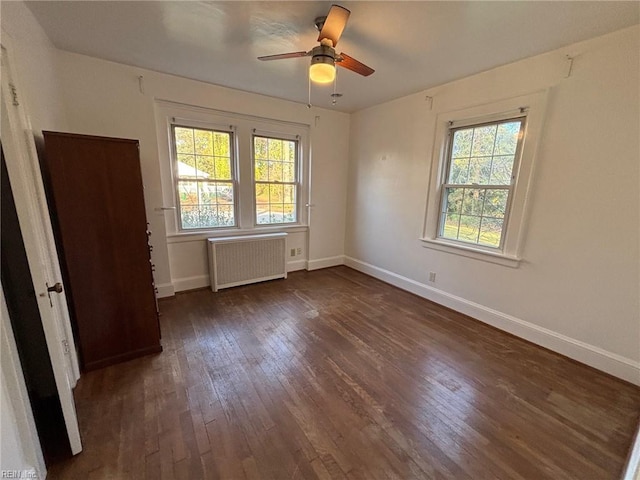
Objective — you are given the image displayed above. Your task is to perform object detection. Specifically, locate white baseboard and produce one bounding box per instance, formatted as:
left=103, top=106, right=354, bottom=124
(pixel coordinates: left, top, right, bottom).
left=287, top=259, right=307, bottom=272
left=307, top=255, right=345, bottom=271
left=172, top=274, right=210, bottom=293
left=344, top=256, right=640, bottom=385
left=155, top=282, right=175, bottom=298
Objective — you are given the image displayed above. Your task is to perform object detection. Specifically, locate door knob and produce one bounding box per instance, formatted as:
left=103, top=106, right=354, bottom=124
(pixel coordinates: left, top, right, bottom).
left=47, top=282, right=63, bottom=294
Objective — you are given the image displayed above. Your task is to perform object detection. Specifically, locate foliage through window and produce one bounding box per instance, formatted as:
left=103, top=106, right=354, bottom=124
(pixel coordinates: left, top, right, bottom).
left=439, top=118, right=525, bottom=248
left=254, top=135, right=298, bottom=225
left=172, top=126, right=235, bottom=229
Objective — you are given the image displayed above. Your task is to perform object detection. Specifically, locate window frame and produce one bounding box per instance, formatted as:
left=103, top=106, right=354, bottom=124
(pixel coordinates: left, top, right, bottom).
left=251, top=133, right=302, bottom=227
left=170, top=122, right=239, bottom=232
left=154, top=100, right=310, bottom=240
left=421, top=91, right=549, bottom=267
left=437, top=116, right=527, bottom=251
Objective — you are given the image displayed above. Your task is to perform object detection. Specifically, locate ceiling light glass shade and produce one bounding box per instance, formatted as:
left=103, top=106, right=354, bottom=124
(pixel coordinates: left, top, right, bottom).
left=309, top=60, right=336, bottom=83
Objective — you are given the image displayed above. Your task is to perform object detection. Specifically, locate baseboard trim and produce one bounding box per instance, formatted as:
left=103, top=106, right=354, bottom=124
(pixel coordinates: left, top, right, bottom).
left=173, top=274, right=210, bottom=293
left=156, top=282, right=175, bottom=298
left=344, top=256, right=640, bottom=385
left=287, top=259, right=307, bottom=272
left=307, top=255, right=345, bottom=271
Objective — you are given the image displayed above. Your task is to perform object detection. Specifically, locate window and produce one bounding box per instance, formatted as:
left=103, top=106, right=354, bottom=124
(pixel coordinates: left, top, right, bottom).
left=422, top=91, right=548, bottom=266
left=253, top=135, right=298, bottom=225
left=157, top=101, right=310, bottom=236
left=439, top=118, right=525, bottom=248
left=172, top=125, right=236, bottom=229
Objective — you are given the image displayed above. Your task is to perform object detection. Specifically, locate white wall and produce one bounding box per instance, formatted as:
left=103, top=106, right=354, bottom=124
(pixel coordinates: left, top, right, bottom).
left=1, top=1, right=69, bottom=136
left=54, top=50, right=350, bottom=295
left=346, top=27, right=640, bottom=383
left=346, top=26, right=640, bottom=384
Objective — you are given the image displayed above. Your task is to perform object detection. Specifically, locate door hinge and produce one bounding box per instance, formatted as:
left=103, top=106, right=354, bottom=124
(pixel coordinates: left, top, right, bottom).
left=8, top=82, right=19, bottom=106
left=62, top=339, right=70, bottom=354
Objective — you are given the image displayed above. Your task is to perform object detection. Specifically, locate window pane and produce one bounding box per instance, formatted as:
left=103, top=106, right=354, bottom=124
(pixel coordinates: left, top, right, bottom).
left=217, top=205, right=235, bottom=227
left=180, top=205, right=200, bottom=229
left=461, top=189, right=485, bottom=216
left=194, top=129, right=213, bottom=155
left=452, top=129, right=473, bottom=158
left=269, top=183, right=284, bottom=202
left=494, top=121, right=521, bottom=155
left=214, top=157, right=232, bottom=180
left=468, top=157, right=492, bottom=185
left=178, top=181, right=198, bottom=205
left=176, top=154, right=197, bottom=178
left=471, top=125, right=497, bottom=157
left=282, top=163, right=295, bottom=182
left=283, top=184, right=296, bottom=204
left=197, top=156, right=214, bottom=178
left=489, top=155, right=515, bottom=185
left=443, top=188, right=463, bottom=214
left=255, top=160, right=268, bottom=181
left=268, top=138, right=283, bottom=160
left=255, top=183, right=269, bottom=203
left=449, top=158, right=469, bottom=184
left=458, top=215, right=481, bottom=242
left=174, top=127, right=194, bottom=154
left=268, top=161, right=283, bottom=182
left=254, top=137, right=268, bottom=160
left=478, top=217, right=503, bottom=247
left=482, top=189, right=508, bottom=218
left=213, top=132, right=231, bottom=157
left=442, top=213, right=460, bottom=240
left=198, top=206, right=217, bottom=227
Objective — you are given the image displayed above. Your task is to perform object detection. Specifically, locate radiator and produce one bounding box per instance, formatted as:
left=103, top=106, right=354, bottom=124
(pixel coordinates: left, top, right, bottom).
left=207, top=233, right=287, bottom=292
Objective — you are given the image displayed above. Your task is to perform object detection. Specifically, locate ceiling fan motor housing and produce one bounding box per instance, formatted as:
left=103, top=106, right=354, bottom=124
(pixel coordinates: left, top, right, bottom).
left=310, top=45, right=336, bottom=67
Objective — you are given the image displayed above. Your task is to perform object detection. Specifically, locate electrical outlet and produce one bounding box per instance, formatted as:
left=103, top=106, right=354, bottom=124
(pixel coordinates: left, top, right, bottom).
left=290, top=248, right=296, bottom=257
left=296, top=247, right=302, bottom=255
left=429, top=272, right=436, bottom=282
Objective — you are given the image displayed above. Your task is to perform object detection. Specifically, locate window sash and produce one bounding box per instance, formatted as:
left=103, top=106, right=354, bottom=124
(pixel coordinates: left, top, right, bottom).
left=437, top=117, right=525, bottom=249
left=253, top=135, right=300, bottom=226
left=171, top=124, right=238, bottom=230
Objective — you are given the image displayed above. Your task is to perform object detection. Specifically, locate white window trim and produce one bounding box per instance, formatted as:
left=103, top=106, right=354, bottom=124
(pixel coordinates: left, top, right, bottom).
left=154, top=100, right=310, bottom=236
left=421, top=90, right=549, bottom=267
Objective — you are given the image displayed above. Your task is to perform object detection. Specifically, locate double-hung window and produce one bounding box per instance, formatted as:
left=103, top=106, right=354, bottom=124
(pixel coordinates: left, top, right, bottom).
left=172, top=125, right=236, bottom=229
left=253, top=135, right=299, bottom=225
left=422, top=91, right=548, bottom=266
left=439, top=118, right=525, bottom=248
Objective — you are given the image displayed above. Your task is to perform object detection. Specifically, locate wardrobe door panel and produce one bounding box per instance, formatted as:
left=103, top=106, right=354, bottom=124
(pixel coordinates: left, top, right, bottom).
left=42, top=132, right=161, bottom=371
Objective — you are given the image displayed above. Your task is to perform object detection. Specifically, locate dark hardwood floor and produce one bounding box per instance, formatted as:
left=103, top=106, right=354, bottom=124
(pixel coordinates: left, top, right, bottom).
left=49, top=266, right=640, bottom=479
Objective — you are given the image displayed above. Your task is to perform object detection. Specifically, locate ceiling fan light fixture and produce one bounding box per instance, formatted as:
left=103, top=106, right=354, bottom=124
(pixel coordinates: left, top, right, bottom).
left=309, top=60, right=335, bottom=83
left=309, top=45, right=336, bottom=83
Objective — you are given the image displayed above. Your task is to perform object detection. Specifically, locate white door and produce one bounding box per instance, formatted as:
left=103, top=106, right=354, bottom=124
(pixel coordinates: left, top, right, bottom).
left=1, top=41, right=82, bottom=454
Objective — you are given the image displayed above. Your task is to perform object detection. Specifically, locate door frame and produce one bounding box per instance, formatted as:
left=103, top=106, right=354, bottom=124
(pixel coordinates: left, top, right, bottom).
left=1, top=33, right=82, bottom=454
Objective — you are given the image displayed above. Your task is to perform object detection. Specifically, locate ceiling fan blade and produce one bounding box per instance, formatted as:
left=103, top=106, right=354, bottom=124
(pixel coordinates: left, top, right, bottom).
left=258, top=51, right=309, bottom=61
left=337, top=53, right=375, bottom=76
left=318, top=5, right=350, bottom=47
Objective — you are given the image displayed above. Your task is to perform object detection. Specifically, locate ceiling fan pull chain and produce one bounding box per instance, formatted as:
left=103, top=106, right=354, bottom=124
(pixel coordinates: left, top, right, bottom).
left=307, top=74, right=312, bottom=109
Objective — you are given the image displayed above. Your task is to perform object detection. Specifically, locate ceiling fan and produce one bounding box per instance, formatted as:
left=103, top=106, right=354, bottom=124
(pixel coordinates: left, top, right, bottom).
left=258, top=4, right=374, bottom=84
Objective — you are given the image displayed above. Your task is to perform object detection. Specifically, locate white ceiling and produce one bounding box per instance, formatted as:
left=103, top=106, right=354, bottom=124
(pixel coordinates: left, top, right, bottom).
left=26, top=1, right=639, bottom=113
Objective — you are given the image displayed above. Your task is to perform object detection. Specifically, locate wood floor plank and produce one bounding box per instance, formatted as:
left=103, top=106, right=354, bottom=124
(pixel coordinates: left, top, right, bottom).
left=49, top=266, right=640, bottom=479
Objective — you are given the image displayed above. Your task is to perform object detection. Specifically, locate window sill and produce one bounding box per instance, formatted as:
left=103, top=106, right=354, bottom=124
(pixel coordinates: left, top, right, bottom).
left=167, top=225, right=309, bottom=244
left=419, top=237, right=521, bottom=268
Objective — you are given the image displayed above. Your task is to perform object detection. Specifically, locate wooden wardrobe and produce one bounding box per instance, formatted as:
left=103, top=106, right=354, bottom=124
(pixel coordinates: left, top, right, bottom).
left=41, top=132, right=161, bottom=371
